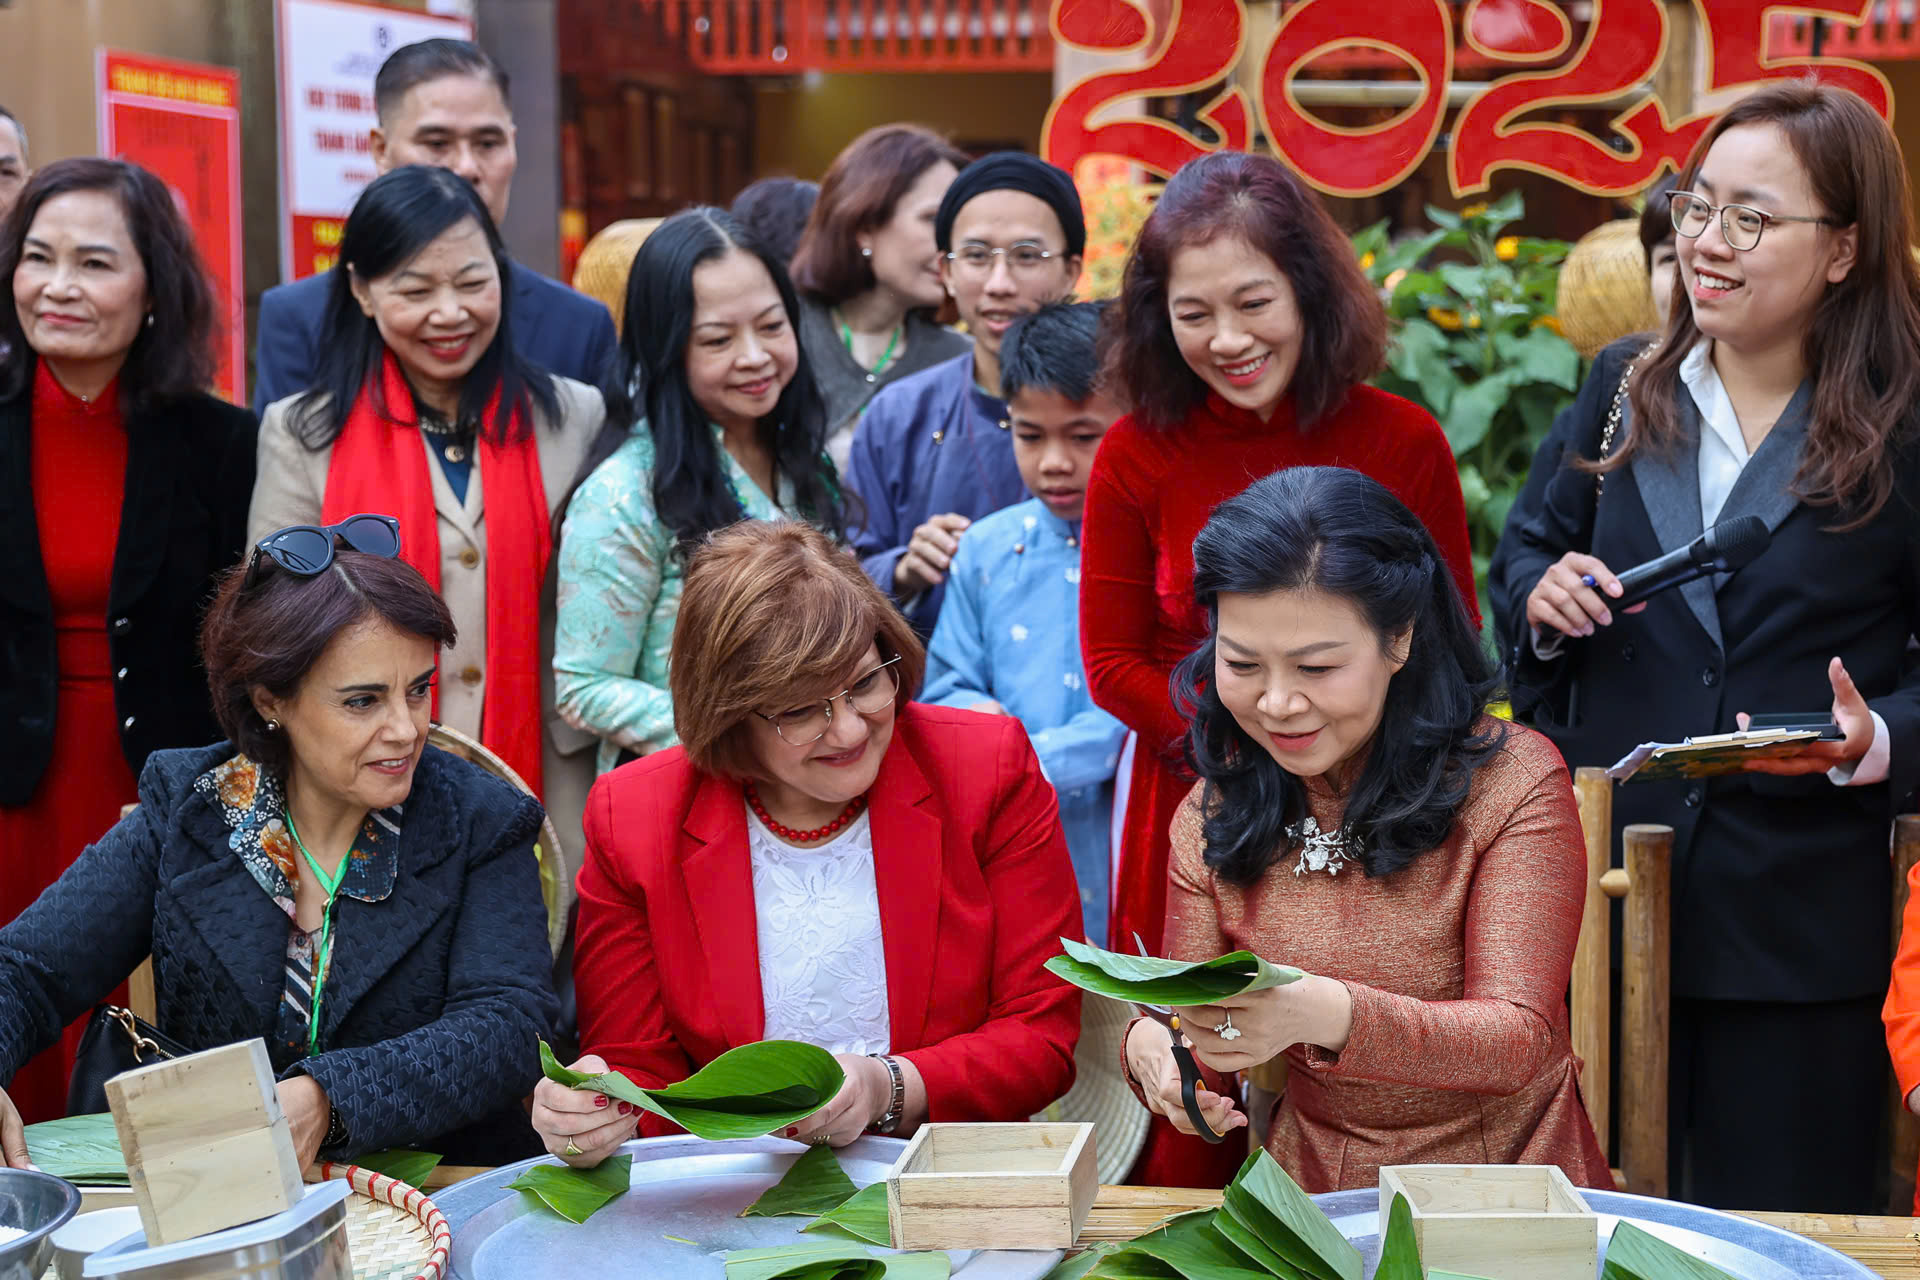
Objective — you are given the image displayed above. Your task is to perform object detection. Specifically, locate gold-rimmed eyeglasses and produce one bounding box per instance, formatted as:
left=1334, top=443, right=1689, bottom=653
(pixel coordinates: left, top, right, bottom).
left=756, top=655, right=904, bottom=745
left=945, top=244, right=1062, bottom=276
left=1668, top=191, right=1839, bottom=252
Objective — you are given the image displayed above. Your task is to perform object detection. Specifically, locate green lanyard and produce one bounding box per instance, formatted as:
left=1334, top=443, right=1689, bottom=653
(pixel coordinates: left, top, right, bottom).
left=833, top=309, right=902, bottom=377
left=285, top=812, right=347, bottom=1056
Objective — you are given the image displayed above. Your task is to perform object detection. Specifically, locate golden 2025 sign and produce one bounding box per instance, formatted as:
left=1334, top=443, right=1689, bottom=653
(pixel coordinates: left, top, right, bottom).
left=1042, top=0, right=1892, bottom=196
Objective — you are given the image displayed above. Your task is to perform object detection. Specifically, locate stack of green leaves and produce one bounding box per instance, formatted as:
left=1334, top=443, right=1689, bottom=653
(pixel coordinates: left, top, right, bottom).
left=1038, top=1151, right=1361, bottom=1280
left=23, top=1113, right=126, bottom=1185
left=1044, top=939, right=1303, bottom=1006
left=737, top=1144, right=891, bottom=1246
left=538, top=1039, right=844, bottom=1139
left=1601, top=1221, right=1739, bottom=1280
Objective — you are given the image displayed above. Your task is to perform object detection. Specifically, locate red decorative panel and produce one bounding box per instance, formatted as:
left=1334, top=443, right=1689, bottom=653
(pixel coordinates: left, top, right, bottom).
left=629, top=0, right=1054, bottom=72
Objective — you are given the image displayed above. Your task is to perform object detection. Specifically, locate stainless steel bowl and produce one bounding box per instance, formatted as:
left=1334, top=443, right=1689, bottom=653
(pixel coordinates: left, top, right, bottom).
left=0, top=1168, right=83, bottom=1280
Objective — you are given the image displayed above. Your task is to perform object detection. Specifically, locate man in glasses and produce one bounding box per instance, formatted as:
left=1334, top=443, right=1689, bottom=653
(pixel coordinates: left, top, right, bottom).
left=846, top=151, right=1085, bottom=636
left=251, top=39, right=615, bottom=417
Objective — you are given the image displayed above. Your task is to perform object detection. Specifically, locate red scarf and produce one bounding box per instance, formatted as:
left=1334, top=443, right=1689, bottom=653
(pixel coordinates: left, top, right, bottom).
left=322, top=351, right=550, bottom=794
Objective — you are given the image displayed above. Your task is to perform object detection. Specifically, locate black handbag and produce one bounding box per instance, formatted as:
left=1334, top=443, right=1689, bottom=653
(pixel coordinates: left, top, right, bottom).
left=65, top=1004, right=190, bottom=1116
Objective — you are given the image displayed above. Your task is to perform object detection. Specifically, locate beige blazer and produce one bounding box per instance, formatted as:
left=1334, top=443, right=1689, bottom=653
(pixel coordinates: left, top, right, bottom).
left=249, top=375, right=605, bottom=890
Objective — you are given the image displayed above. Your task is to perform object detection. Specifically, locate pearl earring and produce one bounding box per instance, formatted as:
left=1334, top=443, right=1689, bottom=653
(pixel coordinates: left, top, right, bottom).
left=861, top=246, right=873, bottom=258
left=265, top=718, right=281, bottom=732
left=144, top=313, right=155, bottom=328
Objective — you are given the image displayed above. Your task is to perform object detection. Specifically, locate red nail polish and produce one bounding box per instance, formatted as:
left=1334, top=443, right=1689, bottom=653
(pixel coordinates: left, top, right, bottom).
left=594, top=1094, right=609, bottom=1109
left=617, top=1102, right=633, bottom=1116
left=784, top=1127, right=798, bottom=1138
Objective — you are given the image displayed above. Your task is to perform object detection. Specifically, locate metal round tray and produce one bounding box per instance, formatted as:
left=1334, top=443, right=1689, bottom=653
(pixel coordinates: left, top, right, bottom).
left=1311, top=1187, right=1881, bottom=1279
left=433, top=1135, right=1062, bottom=1280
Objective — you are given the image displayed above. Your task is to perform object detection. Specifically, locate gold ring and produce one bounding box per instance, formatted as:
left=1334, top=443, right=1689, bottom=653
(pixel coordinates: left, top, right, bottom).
left=563, top=1141, right=583, bottom=1157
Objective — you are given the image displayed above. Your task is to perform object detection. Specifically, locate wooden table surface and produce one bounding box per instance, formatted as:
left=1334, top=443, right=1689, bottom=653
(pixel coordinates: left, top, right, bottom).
left=416, top=1169, right=1920, bottom=1278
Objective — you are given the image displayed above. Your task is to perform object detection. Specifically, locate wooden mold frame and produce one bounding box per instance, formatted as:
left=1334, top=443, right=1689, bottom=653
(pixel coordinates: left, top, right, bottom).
left=1378, top=1164, right=1598, bottom=1280
left=886, top=1122, right=1097, bottom=1251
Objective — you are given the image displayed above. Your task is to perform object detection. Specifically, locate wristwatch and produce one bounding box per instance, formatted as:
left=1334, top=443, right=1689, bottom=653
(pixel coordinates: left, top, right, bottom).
left=868, top=1053, right=905, bottom=1135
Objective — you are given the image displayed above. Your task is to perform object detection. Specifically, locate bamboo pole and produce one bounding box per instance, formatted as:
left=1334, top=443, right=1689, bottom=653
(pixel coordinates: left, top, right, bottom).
left=1570, top=767, right=1613, bottom=1159
left=1619, top=823, right=1673, bottom=1198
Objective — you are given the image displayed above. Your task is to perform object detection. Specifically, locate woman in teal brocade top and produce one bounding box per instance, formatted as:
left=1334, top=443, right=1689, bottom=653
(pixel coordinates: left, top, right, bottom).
left=555, top=207, right=848, bottom=773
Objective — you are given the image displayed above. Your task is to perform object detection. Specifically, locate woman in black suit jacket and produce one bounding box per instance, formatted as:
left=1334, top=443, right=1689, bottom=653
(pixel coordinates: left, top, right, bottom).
left=1493, top=83, right=1920, bottom=1213
left=0, top=158, right=254, bottom=1123
left=0, top=535, right=557, bottom=1169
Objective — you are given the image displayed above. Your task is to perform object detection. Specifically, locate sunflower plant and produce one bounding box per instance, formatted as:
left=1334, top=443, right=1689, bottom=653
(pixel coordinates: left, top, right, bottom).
left=1351, top=191, right=1582, bottom=626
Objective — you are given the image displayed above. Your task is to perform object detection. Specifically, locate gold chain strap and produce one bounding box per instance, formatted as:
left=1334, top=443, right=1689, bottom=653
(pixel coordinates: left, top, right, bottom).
left=1596, top=340, right=1659, bottom=497
left=106, top=1005, right=162, bottom=1059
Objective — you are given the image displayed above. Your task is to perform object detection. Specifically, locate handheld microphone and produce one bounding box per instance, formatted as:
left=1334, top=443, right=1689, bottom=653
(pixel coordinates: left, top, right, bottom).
left=1613, top=515, right=1771, bottom=610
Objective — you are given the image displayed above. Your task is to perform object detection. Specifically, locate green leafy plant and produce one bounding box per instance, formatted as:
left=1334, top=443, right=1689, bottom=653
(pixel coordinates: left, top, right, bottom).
left=1352, top=192, right=1583, bottom=625
left=507, top=1154, right=633, bottom=1224
left=1044, top=938, right=1303, bottom=1006
left=539, top=1038, right=844, bottom=1140
left=743, top=1144, right=860, bottom=1218
left=801, top=1182, right=891, bottom=1245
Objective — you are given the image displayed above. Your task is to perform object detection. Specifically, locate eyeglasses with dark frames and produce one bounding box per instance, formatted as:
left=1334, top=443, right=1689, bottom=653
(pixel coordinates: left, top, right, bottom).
left=1668, top=191, right=1839, bottom=252
left=241, top=513, right=401, bottom=592
left=756, top=655, right=904, bottom=745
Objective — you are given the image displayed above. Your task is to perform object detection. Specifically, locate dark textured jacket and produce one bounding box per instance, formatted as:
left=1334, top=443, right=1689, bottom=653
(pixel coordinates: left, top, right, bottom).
left=1491, top=339, right=1920, bottom=1002
left=0, top=743, right=559, bottom=1164
left=0, top=374, right=255, bottom=807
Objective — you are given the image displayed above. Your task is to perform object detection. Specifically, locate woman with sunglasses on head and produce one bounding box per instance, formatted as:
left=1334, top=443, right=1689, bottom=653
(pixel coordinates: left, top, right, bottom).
left=0, top=158, right=255, bottom=1124
left=553, top=206, right=849, bottom=777
left=1493, top=82, right=1920, bottom=1212
left=0, top=527, right=558, bottom=1170
left=250, top=164, right=605, bottom=870
left=532, top=520, right=1083, bottom=1165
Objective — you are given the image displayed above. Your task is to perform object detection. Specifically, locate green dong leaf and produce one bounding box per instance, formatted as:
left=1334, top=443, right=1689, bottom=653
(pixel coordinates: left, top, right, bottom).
left=1043, top=937, right=1303, bottom=1006
left=24, top=1113, right=126, bottom=1185
left=539, top=1038, right=844, bottom=1140
left=1220, top=1149, right=1362, bottom=1280
left=1374, top=1193, right=1424, bottom=1280
left=724, top=1244, right=950, bottom=1280
left=1601, top=1220, right=1740, bottom=1280
left=507, top=1155, right=633, bottom=1224
left=352, top=1148, right=444, bottom=1189
left=800, top=1181, right=892, bottom=1245
left=742, top=1143, right=859, bottom=1217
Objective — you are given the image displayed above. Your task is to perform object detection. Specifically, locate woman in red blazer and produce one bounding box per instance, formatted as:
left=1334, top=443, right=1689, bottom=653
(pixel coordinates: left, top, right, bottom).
left=532, top=521, right=1084, bottom=1164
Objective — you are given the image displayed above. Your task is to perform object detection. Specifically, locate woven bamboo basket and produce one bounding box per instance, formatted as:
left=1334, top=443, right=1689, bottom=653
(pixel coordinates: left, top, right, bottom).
left=571, top=218, right=664, bottom=338
left=320, top=1162, right=452, bottom=1280
left=1556, top=218, right=1660, bottom=359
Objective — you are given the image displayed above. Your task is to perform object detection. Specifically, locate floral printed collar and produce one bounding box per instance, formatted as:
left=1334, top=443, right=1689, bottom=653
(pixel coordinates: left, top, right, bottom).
left=193, top=755, right=400, bottom=914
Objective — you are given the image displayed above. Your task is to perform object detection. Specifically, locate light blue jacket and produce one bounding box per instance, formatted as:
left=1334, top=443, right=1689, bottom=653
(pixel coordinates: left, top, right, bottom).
left=923, top=496, right=1126, bottom=945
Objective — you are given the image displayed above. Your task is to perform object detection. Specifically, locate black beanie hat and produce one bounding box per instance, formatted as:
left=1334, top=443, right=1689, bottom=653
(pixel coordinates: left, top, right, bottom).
left=934, top=152, right=1086, bottom=257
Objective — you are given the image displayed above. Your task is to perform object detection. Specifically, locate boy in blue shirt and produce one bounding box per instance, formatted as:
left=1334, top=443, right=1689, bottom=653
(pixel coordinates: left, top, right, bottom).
left=924, top=302, right=1126, bottom=946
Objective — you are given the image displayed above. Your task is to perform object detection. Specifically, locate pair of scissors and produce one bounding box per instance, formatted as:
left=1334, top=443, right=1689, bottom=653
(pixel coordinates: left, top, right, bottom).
left=1131, top=932, right=1227, bottom=1143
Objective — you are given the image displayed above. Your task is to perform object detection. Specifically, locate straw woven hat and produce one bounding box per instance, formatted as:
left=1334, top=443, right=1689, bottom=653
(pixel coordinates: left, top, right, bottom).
left=1556, top=218, right=1659, bottom=359
left=1030, top=993, right=1152, bottom=1184
left=570, top=218, right=664, bottom=338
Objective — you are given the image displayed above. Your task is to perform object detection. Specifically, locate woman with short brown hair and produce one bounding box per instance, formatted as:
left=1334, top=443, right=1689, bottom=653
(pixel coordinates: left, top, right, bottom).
left=532, top=520, right=1083, bottom=1164
left=787, top=124, right=970, bottom=468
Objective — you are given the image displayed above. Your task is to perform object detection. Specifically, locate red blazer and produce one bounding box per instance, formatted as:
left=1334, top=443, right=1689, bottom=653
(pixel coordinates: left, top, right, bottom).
left=574, top=702, right=1085, bottom=1135
left=1885, top=858, right=1920, bottom=1213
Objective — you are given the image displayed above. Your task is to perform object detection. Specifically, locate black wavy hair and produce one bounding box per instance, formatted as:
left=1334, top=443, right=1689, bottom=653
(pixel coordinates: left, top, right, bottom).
left=1172, top=466, right=1504, bottom=885
left=604, top=205, right=847, bottom=556
left=1000, top=300, right=1108, bottom=404
left=292, top=164, right=558, bottom=448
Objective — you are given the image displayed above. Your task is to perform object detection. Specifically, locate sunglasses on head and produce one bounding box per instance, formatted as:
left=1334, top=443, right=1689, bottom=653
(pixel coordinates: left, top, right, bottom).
left=242, top=513, right=402, bottom=591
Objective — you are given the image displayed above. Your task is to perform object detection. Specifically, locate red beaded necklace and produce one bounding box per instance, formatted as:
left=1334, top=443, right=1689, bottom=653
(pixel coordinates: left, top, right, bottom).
left=744, top=782, right=868, bottom=844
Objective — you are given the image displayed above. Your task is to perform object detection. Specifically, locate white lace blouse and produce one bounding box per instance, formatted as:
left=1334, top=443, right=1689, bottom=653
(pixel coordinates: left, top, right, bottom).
left=746, top=805, right=892, bottom=1055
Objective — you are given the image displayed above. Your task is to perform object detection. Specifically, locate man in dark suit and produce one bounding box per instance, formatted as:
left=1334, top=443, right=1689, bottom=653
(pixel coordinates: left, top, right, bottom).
left=251, top=39, right=615, bottom=417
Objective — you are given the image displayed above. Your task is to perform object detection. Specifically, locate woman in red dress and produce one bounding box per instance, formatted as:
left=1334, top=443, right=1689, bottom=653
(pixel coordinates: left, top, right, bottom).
left=0, top=159, right=254, bottom=1123
left=1082, top=150, right=1474, bottom=1184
